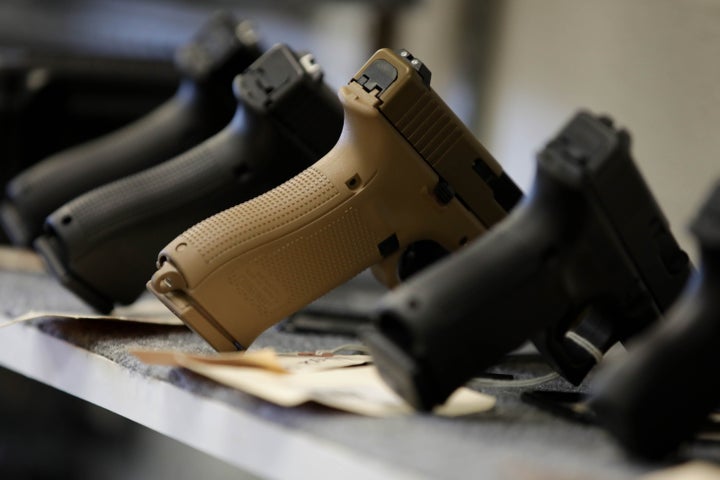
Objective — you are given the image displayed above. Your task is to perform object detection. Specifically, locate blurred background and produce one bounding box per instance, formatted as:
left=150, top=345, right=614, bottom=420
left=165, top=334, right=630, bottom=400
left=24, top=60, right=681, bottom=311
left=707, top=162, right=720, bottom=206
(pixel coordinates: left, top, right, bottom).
left=1, top=0, right=718, bottom=477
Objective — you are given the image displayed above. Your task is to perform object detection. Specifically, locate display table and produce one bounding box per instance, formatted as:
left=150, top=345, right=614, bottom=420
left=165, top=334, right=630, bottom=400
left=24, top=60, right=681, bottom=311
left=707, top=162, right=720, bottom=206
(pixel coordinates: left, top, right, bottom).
left=0, top=252, right=700, bottom=480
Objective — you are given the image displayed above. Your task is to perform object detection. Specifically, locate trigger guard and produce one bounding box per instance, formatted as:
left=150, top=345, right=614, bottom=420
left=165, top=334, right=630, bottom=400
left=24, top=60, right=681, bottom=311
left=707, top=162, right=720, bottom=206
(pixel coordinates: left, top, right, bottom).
left=397, top=240, right=449, bottom=281
left=535, top=309, right=616, bottom=384
left=562, top=311, right=616, bottom=363
left=371, top=240, right=451, bottom=288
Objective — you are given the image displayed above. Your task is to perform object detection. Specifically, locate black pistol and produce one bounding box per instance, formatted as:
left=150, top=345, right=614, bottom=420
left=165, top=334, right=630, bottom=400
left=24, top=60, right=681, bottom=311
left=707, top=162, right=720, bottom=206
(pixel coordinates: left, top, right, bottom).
left=591, top=182, right=720, bottom=459
left=363, top=111, right=691, bottom=411
left=34, top=44, right=343, bottom=313
left=0, top=48, right=177, bottom=193
left=0, top=12, right=261, bottom=246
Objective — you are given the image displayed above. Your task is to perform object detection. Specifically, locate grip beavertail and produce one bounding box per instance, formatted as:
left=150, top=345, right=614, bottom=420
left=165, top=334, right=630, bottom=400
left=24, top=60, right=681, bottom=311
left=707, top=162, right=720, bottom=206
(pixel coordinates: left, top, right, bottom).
left=34, top=45, right=343, bottom=313
left=364, top=111, right=691, bottom=410
left=0, top=13, right=261, bottom=246
left=591, top=183, right=720, bottom=459
left=148, top=48, right=520, bottom=351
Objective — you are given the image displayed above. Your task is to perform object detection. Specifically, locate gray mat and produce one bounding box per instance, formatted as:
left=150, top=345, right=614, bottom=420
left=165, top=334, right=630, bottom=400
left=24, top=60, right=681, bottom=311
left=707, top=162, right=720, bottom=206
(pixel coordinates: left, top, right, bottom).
left=1, top=268, right=716, bottom=479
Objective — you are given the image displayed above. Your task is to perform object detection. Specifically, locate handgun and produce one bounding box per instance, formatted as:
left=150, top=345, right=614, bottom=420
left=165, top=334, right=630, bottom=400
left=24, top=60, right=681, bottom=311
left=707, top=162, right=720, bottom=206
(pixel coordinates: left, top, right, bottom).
left=590, top=182, right=720, bottom=459
left=0, top=47, right=177, bottom=193
left=148, top=48, right=522, bottom=351
left=0, top=12, right=262, bottom=246
left=362, top=111, right=692, bottom=411
left=33, top=44, right=343, bottom=314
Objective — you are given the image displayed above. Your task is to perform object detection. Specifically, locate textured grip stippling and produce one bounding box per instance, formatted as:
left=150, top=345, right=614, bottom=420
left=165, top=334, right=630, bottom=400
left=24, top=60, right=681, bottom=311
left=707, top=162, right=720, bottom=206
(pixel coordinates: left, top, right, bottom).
left=182, top=167, right=340, bottom=264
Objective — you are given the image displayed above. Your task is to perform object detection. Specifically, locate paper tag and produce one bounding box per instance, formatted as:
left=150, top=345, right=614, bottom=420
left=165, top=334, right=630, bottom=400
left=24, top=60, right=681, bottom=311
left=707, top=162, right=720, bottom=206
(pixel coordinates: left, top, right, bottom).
left=276, top=353, right=373, bottom=372
left=133, top=348, right=495, bottom=417
left=641, top=461, right=720, bottom=480
left=0, top=309, right=183, bottom=329
left=131, top=348, right=288, bottom=373
left=130, top=349, right=372, bottom=374
left=110, top=296, right=181, bottom=322
left=0, top=246, right=46, bottom=273
left=0, top=315, right=34, bottom=329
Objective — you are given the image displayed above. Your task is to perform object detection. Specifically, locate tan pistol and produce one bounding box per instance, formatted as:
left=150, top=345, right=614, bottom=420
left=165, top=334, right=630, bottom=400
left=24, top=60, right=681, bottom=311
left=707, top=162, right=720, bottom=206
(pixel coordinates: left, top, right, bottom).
left=148, top=48, right=522, bottom=351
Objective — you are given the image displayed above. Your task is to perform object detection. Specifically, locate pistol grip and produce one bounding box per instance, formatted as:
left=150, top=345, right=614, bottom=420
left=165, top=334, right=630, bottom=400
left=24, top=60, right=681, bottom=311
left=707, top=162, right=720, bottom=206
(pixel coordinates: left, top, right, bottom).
left=591, top=184, right=720, bottom=458
left=36, top=121, right=254, bottom=312
left=149, top=86, right=485, bottom=350
left=591, top=276, right=719, bottom=458
left=149, top=160, right=381, bottom=350
left=1, top=87, right=230, bottom=246
left=366, top=198, right=572, bottom=409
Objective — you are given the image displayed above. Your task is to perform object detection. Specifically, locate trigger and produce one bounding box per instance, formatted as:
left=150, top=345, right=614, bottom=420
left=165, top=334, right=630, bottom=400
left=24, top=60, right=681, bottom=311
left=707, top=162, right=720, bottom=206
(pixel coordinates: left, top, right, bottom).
left=562, top=313, right=616, bottom=366
left=397, top=240, right=449, bottom=281
left=371, top=257, right=401, bottom=289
